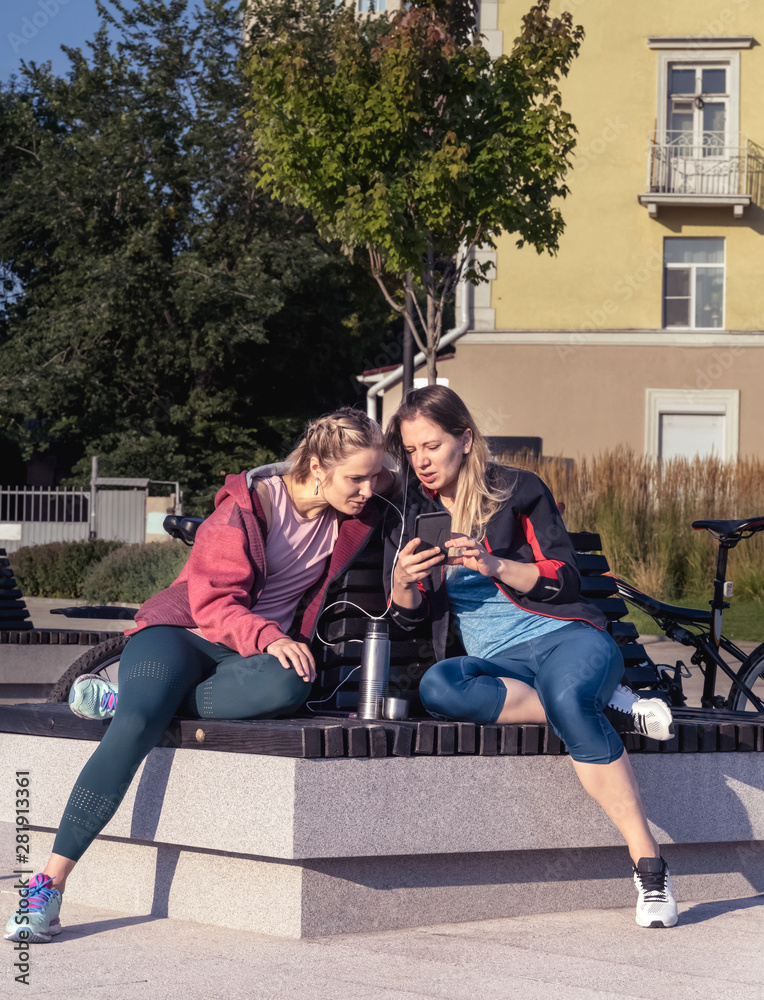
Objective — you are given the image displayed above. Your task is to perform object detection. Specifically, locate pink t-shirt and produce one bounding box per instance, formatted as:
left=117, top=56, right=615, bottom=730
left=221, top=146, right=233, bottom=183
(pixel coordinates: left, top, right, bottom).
left=189, top=476, right=338, bottom=641
left=254, top=476, right=338, bottom=631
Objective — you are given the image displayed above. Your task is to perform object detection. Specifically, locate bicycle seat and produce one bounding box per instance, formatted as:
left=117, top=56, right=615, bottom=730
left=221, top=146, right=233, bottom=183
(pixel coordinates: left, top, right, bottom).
left=163, top=514, right=204, bottom=544
left=692, top=516, right=764, bottom=541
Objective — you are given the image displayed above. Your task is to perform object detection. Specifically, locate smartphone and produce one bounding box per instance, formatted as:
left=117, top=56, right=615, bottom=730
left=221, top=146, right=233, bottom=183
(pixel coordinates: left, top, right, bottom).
left=414, top=511, right=452, bottom=559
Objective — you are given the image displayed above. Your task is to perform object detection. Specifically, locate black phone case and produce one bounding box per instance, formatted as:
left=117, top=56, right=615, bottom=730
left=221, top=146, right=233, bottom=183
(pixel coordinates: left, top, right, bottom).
left=414, top=512, right=451, bottom=557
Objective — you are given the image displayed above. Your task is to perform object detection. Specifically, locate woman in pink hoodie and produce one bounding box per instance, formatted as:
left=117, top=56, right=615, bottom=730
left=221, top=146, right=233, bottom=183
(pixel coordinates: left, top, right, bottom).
left=5, top=408, right=387, bottom=945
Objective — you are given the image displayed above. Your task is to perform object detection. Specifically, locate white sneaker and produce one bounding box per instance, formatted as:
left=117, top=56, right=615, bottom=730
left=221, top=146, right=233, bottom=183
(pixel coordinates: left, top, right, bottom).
left=605, top=684, right=674, bottom=741
left=633, top=856, right=678, bottom=927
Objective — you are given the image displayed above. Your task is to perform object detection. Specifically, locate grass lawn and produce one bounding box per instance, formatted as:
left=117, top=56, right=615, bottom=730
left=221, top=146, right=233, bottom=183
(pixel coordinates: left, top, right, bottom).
left=623, top=594, right=764, bottom=643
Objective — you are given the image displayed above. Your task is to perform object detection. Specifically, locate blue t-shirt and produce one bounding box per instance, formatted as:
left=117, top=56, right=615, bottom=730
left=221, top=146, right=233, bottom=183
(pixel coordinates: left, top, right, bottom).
left=446, top=566, right=569, bottom=659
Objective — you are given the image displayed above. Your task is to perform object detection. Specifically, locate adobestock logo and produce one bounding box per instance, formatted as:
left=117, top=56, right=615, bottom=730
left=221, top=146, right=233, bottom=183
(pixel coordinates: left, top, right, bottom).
left=8, top=0, right=72, bottom=55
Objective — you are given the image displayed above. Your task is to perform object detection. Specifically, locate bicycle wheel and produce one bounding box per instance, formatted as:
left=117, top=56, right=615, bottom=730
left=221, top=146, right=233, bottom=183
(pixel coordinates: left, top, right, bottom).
left=727, top=642, right=764, bottom=713
left=46, top=634, right=129, bottom=703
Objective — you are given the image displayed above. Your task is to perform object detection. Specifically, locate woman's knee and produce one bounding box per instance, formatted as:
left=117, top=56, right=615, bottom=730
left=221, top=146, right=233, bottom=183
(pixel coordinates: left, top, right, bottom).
left=418, top=662, right=456, bottom=716
left=218, top=655, right=310, bottom=718
left=418, top=658, right=503, bottom=723
left=272, top=667, right=311, bottom=716
left=104, top=707, right=167, bottom=753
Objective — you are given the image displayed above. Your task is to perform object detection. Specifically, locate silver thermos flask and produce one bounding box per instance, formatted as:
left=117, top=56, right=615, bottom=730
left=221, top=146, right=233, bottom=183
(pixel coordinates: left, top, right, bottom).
left=357, top=620, right=390, bottom=720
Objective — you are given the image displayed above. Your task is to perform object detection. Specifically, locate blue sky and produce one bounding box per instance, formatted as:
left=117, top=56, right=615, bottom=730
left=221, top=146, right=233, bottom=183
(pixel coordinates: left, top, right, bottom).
left=2, top=0, right=104, bottom=82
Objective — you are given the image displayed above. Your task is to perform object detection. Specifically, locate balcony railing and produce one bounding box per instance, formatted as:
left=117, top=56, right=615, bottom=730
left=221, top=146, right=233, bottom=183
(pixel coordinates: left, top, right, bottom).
left=639, top=131, right=756, bottom=217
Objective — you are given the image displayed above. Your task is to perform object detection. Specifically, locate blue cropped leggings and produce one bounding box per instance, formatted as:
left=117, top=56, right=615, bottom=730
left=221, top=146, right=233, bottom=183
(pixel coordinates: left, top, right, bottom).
left=53, top=626, right=310, bottom=862
left=419, top=621, right=625, bottom=764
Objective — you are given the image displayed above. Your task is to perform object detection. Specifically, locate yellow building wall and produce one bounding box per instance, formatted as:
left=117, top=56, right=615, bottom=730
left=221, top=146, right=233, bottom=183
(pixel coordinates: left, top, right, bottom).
left=491, top=1, right=764, bottom=332
left=381, top=342, right=764, bottom=458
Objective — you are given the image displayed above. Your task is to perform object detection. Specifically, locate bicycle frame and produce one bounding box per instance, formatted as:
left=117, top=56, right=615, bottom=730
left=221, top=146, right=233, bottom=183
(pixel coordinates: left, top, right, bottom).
left=666, top=621, right=764, bottom=712
left=615, top=577, right=764, bottom=713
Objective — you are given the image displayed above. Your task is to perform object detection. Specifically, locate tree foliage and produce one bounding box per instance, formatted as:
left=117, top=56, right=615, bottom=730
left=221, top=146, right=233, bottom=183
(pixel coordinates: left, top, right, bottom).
left=0, top=0, right=396, bottom=509
left=246, top=0, right=583, bottom=382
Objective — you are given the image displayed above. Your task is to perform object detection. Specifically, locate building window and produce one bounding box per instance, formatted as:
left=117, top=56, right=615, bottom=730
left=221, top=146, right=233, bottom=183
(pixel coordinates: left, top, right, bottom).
left=663, top=238, right=724, bottom=329
left=667, top=63, right=729, bottom=150
left=653, top=47, right=741, bottom=140
left=639, top=44, right=751, bottom=215
left=645, top=389, right=739, bottom=462
left=358, top=0, right=386, bottom=10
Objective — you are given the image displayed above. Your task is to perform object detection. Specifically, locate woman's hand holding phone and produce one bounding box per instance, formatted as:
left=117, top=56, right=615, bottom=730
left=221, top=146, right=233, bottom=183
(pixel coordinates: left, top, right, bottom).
left=392, top=510, right=451, bottom=608
left=395, top=537, right=445, bottom=583
left=391, top=537, right=445, bottom=609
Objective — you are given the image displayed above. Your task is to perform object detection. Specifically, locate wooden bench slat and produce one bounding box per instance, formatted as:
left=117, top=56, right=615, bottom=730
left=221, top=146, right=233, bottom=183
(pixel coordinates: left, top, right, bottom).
left=479, top=724, right=499, bottom=756
left=436, top=723, right=456, bottom=755
left=321, top=725, right=345, bottom=757
left=579, top=576, right=618, bottom=597
left=610, top=621, right=639, bottom=641
left=457, top=722, right=476, bottom=754
left=415, top=721, right=436, bottom=754
left=576, top=553, right=610, bottom=575
left=499, top=725, right=520, bottom=755
left=736, top=724, right=755, bottom=752
left=521, top=725, right=542, bottom=755
left=392, top=724, right=415, bottom=757
left=345, top=726, right=369, bottom=757
left=569, top=531, right=602, bottom=551
left=588, top=597, right=629, bottom=620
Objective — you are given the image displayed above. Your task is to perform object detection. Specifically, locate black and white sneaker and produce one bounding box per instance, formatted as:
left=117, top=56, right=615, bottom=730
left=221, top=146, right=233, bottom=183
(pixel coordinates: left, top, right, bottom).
left=605, top=684, right=674, bottom=741
left=633, top=856, right=678, bottom=927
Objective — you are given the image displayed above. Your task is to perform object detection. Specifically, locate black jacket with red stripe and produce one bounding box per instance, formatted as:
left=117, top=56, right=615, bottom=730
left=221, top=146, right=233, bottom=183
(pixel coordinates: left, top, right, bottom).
left=382, top=464, right=608, bottom=662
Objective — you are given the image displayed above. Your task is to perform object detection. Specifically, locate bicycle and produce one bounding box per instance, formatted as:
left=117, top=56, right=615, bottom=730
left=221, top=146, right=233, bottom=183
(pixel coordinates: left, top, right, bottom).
left=614, top=516, right=764, bottom=715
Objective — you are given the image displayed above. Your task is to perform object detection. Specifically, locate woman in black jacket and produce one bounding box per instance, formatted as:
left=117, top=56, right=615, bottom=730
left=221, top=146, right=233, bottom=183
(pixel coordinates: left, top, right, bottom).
left=384, top=385, right=678, bottom=928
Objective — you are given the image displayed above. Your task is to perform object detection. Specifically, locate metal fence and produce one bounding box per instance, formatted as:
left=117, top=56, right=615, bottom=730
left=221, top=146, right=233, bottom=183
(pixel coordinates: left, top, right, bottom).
left=0, top=486, right=89, bottom=524
left=0, top=484, right=147, bottom=554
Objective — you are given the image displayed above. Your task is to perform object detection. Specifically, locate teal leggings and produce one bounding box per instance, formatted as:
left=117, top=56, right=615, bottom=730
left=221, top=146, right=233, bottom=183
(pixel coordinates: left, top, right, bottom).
left=53, top=626, right=310, bottom=861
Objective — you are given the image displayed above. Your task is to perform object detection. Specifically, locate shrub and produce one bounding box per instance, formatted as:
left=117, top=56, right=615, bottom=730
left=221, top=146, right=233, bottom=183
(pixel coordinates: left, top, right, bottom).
left=81, top=541, right=190, bottom=604
left=10, top=540, right=123, bottom=598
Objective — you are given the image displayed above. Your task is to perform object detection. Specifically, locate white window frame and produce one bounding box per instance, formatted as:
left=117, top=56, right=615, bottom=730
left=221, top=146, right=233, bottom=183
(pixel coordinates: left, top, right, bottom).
left=645, top=388, right=740, bottom=461
left=655, top=50, right=740, bottom=141
left=663, top=237, right=725, bottom=331
left=665, top=62, right=730, bottom=149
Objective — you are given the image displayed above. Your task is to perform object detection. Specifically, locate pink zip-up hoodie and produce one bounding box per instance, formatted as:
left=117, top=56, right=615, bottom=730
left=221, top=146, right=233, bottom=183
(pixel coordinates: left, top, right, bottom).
left=126, top=467, right=380, bottom=656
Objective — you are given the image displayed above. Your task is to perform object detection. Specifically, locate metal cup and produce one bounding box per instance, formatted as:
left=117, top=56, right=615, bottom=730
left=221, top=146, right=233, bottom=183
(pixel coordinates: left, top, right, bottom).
left=382, top=696, right=409, bottom=721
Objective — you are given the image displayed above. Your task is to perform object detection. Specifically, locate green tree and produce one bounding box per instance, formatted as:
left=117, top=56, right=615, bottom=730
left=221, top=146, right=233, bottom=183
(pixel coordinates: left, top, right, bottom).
left=0, top=0, right=395, bottom=509
left=246, top=0, right=583, bottom=383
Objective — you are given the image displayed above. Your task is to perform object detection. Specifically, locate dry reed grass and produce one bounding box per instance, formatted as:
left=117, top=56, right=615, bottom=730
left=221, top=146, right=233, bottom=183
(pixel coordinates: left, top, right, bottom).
left=495, top=447, right=764, bottom=601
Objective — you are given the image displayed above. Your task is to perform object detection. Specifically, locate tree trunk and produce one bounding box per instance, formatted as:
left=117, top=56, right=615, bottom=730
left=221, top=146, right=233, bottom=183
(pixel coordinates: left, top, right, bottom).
left=425, top=347, right=438, bottom=384
left=402, top=273, right=415, bottom=395
left=425, top=290, right=438, bottom=384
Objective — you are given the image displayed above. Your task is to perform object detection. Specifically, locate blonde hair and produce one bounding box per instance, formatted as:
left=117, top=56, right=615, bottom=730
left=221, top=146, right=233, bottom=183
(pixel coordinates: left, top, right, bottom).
left=385, top=386, right=515, bottom=539
left=286, top=407, right=384, bottom=484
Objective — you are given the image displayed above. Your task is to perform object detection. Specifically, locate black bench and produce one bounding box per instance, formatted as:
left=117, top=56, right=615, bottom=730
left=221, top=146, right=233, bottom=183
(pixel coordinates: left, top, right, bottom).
left=2, top=532, right=763, bottom=757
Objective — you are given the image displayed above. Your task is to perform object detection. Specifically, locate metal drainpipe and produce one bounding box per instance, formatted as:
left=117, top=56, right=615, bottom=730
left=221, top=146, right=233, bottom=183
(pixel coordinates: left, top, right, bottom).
left=365, top=276, right=473, bottom=420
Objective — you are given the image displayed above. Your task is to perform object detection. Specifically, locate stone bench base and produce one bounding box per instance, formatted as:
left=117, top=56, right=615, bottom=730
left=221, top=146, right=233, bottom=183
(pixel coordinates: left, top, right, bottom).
left=3, top=734, right=764, bottom=937
left=25, top=832, right=761, bottom=937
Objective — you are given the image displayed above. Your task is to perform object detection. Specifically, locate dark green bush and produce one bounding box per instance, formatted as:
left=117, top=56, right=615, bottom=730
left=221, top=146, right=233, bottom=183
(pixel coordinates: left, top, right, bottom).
left=82, top=541, right=190, bottom=603
left=10, top=540, right=123, bottom=598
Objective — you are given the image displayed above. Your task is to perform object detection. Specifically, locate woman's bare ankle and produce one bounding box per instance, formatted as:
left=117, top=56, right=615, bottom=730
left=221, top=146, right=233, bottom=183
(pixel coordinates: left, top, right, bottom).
left=42, top=853, right=77, bottom=893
